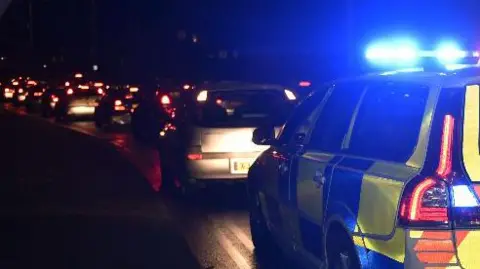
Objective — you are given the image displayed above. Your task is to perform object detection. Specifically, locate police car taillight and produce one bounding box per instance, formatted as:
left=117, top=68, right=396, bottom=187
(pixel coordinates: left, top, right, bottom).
left=399, top=115, right=455, bottom=226
left=451, top=184, right=480, bottom=227
left=399, top=178, right=449, bottom=225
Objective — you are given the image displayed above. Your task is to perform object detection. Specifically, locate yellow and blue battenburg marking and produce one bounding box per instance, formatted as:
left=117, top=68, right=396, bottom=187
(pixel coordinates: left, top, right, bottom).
left=321, top=156, right=419, bottom=268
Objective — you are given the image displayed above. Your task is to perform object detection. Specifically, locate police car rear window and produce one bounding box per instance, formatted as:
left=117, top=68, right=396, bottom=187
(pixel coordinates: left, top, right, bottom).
left=348, top=82, right=429, bottom=163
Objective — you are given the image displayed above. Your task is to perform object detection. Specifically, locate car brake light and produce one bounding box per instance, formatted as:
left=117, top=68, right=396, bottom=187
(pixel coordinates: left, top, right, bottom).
left=160, top=95, right=171, bottom=105
left=399, top=114, right=455, bottom=226
left=97, top=88, right=104, bottom=95
left=187, top=153, right=202, bottom=160
left=400, top=178, right=448, bottom=223
left=299, top=81, right=311, bottom=87
left=18, top=88, right=24, bottom=93
left=67, top=88, right=74, bottom=95
left=114, top=99, right=126, bottom=111
left=52, top=95, right=59, bottom=103
left=436, top=115, right=454, bottom=178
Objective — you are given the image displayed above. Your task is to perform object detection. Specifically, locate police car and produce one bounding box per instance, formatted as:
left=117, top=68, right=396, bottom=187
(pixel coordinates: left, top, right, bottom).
left=247, top=41, right=480, bottom=269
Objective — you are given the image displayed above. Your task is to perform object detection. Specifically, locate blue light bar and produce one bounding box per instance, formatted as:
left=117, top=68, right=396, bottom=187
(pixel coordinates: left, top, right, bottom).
left=366, top=39, right=419, bottom=66
left=435, top=41, right=467, bottom=64
left=365, top=38, right=480, bottom=69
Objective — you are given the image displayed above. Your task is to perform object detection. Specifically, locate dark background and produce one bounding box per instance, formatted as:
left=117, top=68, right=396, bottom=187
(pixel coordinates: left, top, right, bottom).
left=0, top=0, right=479, bottom=84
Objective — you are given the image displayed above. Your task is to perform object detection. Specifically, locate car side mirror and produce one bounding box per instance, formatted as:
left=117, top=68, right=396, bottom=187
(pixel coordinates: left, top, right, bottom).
left=252, top=126, right=276, bottom=145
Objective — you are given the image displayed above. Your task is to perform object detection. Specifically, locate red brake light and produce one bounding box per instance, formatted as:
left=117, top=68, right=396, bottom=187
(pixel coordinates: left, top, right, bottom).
left=97, top=88, right=104, bottom=95
left=299, top=81, right=311, bottom=87
left=399, top=177, right=449, bottom=225
left=67, top=88, right=74, bottom=95
left=399, top=114, right=456, bottom=226
left=187, top=153, right=202, bottom=160
left=436, top=115, right=455, bottom=178
left=160, top=95, right=171, bottom=105
left=114, top=100, right=122, bottom=106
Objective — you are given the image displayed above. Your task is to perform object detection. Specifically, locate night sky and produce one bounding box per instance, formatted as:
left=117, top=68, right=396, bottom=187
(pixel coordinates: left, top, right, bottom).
left=0, top=0, right=479, bottom=82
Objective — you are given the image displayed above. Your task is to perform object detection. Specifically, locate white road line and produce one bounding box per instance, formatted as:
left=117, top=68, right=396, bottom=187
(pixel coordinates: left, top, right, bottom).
left=215, top=229, right=252, bottom=269
left=225, top=220, right=254, bottom=252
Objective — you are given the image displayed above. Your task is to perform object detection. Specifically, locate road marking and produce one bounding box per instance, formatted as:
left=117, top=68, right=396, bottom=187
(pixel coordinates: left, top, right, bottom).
left=225, top=220, right=254, bottom=252
left=215, top=229, right=251, bottom=269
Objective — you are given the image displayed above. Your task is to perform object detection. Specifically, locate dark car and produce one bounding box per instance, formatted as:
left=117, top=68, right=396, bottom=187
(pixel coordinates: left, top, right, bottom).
left=8, top=78, right=29, bottom=105
left=2, top=81, right=16, bottom=102
left=94, top=85, right=141, bottom=129
left=53, top=85, right=104, bottom=122
left=25, top=82, right=49, bottom=113
left=40, top=87, right=65, bottom=117
left=130, top=84, right=187, bottom=143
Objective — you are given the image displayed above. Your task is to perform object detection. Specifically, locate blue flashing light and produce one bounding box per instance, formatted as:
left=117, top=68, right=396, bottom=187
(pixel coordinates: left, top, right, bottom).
left=366, top=39, right=418, bottom=66
left=435, top=42, right=467, bottom=64
left=452, top=185, right=479, bottom=207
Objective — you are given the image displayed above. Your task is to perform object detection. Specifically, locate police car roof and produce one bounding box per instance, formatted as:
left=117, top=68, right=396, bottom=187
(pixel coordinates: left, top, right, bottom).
left=338, top=66, right=480, bottom=89
left=198, top=81, right=287, bottom=91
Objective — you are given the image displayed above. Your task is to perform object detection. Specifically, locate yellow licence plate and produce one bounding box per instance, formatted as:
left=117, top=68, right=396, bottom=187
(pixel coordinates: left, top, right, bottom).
left=230, top=158, right=254, bottom=174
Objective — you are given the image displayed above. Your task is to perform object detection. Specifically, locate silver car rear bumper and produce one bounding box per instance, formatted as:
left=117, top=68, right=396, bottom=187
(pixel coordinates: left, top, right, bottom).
left=186, top=151, right=263, bottom=181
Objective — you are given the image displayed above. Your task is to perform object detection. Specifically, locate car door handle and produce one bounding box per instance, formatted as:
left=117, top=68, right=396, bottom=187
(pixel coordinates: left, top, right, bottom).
left=312, top=170, right=325, bottom=188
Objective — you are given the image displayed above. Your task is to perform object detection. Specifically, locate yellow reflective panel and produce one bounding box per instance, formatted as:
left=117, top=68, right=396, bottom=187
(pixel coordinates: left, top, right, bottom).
left=409, top=230, right=424, bottom=239
left=463, top=85, right=480, bottom=181
left=455, top=231, right=480, bottom=268
left=363, top=228, right=406, bottom=263
left=356, top=175, right=404, bottom=235
left=296, top=152, right=333, bottom=225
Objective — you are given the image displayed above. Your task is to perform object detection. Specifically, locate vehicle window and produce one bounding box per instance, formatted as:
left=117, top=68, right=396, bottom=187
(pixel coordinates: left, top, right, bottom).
left=277, top=87, right=330, bottom=145
left=347, top=82, right=429, bottom=162
left=309, top=82, right=366, bottom=153
left=192, top=89, right=296, bottom=128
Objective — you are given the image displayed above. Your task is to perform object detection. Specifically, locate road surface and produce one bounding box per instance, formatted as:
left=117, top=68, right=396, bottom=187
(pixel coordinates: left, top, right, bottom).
left=0, top=104, right=294, bottom=269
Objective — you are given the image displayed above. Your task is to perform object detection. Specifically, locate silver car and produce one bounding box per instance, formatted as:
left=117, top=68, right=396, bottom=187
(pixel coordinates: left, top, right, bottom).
left=158, top=81, right=298, bottom=191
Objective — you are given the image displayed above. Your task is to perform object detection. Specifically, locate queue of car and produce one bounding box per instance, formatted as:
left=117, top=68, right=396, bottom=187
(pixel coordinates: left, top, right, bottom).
left=6, top=38, right=480, bottom=268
